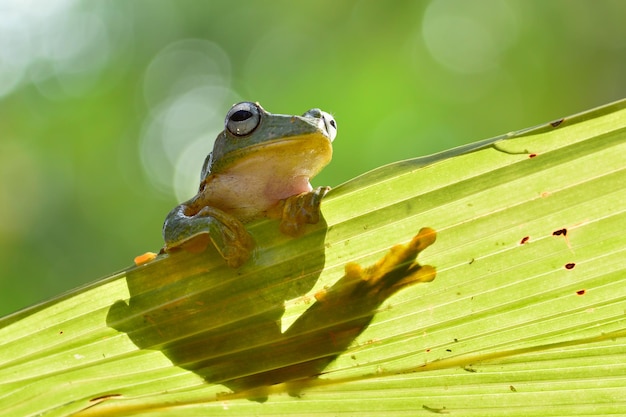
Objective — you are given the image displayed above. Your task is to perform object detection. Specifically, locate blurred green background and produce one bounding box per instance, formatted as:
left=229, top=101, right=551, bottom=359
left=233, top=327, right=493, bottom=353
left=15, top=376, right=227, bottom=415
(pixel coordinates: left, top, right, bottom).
left=1, top=0, right=625, bottom=316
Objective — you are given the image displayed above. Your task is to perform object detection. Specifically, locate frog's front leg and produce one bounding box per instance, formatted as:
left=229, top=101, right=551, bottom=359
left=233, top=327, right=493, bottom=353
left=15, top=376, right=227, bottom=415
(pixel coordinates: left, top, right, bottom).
left=278, top=186, right=331, bottom=236
left=163, top=204, right=255, bottom=268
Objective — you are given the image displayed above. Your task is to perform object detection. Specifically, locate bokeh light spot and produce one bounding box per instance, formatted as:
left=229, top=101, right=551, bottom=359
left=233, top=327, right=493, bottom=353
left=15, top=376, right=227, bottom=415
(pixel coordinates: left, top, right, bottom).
left=422, top=0, right=519, bottom=74
left=0, top=0, right=115, bottom=99
left=0, top=141, right=44, bottom=239
left=139, top=39, right=237, bottom=200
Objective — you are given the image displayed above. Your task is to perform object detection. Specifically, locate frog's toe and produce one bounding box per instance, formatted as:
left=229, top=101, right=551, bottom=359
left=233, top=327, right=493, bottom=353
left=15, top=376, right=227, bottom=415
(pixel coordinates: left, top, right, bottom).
left=310, top=185, right=331, bottom=205
left=222, top=247, right=251, bottom=268
left=279, top=186, right=331, bottom=236
left=304, top=186, right=331, bottom=221
left=220, top=231, right=255, bottom=268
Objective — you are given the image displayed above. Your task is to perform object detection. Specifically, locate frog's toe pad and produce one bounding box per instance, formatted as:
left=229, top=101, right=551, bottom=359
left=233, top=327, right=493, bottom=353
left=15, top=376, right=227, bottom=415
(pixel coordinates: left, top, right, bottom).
left=220, top=232, right=255, bottom=268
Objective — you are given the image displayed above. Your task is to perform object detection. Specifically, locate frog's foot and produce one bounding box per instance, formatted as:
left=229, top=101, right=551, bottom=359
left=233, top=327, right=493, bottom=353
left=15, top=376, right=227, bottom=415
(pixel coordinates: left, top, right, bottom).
left=222, top=233, right=255, bottom=268
left=164, top=205, right=255, bottom=268
left=279, top=186, right=331, bottom=236
left=317, top=228, right=437, bottom=306
left=194, top=207, right=255, bottom=268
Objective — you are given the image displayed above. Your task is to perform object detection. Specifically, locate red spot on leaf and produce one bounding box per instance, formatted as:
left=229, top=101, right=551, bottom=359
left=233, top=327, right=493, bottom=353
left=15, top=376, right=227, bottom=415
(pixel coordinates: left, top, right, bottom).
left=529, top=153, right=537, bottom=158
left=520, top=236, right=530, bottom=245
left=576, top=289, right=586, bottom=295
left=553, top=228, right=567, bottom=236
left=565, top=263, right=576, bottom=269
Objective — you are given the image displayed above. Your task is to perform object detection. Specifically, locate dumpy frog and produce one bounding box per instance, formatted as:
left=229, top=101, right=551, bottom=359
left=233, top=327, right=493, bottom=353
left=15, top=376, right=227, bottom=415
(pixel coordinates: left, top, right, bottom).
left=162, top=102, right=337, bottom=267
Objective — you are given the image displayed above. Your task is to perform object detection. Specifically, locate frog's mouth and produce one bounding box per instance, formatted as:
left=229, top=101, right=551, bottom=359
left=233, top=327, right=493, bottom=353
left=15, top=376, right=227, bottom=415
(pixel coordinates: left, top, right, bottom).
left=215, top=131, right=333, bottom=180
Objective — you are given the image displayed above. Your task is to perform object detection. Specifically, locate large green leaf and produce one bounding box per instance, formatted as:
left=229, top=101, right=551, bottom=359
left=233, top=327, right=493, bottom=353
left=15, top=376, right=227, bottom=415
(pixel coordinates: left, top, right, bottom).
left=1, top=99, right=625, bottom=416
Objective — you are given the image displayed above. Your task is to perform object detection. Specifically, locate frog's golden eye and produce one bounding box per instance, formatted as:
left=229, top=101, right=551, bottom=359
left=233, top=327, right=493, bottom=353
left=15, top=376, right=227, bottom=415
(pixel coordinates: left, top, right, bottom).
left=226, top=102, right=261, bottom=136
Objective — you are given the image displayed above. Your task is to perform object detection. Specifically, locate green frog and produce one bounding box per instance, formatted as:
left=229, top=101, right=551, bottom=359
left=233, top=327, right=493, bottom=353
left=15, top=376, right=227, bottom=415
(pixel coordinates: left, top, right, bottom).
left=114, top=102, right=438, bottom=401
left=162, top=101, right=337, bottom=267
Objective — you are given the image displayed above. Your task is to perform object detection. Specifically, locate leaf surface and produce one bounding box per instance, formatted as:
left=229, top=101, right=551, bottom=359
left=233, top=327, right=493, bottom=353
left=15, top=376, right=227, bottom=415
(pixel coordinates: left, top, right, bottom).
left=1, top=100, right=625, bottom=416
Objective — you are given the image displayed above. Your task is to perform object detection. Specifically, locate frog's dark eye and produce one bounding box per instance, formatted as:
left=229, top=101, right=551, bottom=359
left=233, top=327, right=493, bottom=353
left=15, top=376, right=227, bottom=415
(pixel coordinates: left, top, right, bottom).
left=303, top=108, right=337, bottom=142
left=325, top=116, right=337, bottom=141
left=225, top=102, right=261, bottom=136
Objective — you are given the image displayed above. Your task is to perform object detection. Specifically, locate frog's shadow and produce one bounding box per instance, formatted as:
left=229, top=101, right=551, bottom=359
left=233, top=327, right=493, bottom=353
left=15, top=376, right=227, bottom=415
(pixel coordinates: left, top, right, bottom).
left=106, top=219, right=328, bottom=397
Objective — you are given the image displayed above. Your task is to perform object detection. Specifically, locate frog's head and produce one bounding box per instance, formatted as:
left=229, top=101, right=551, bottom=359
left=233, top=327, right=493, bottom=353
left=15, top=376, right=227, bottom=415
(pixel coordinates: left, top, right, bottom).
left=202, top=102, right=337, bottom=179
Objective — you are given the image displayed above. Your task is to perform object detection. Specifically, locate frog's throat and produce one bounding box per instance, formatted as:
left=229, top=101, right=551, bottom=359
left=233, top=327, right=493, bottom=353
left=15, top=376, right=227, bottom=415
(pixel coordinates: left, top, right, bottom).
left=211, top=132, right=333, bottom=176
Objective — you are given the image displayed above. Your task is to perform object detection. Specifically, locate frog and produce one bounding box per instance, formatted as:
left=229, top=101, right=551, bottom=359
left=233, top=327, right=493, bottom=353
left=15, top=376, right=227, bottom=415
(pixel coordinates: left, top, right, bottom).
left=112, top=102, right=439, bottom=401
left=162, top=101, right=337, bottom=268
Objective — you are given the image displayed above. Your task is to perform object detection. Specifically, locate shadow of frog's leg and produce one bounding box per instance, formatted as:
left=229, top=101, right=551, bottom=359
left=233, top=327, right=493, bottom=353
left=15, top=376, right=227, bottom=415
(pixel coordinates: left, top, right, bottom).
left=331, top=226, right=438, bottom=303
left=290, top=226, right=436, bottom=338
left=228, top=228, right=436, bottom=392
left=163, top=204, right=255, bottom=268
left=279, top=186, right=331, bottom=236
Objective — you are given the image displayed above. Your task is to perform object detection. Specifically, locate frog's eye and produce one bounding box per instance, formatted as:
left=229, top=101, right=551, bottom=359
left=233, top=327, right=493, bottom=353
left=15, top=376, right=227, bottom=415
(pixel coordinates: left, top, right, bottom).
left=303, top=108, right=337, bottom=142
left=225, top=102, right=261, bottom=136
left=324, top=114, right=337, bottom=142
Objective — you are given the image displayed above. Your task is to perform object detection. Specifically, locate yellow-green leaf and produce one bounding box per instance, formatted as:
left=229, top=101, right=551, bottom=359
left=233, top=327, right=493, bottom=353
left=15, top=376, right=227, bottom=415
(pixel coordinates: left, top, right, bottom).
left=1, top=99, right=625, bottom=416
